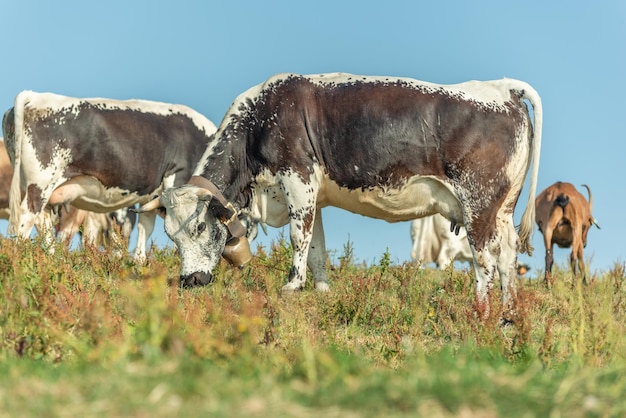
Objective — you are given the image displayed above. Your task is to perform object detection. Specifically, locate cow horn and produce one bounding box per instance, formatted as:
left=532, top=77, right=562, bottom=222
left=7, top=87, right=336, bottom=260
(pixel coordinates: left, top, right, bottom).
left=136, top=196, right=162, bottom=213
left=592, top=217, right=601, bottom=229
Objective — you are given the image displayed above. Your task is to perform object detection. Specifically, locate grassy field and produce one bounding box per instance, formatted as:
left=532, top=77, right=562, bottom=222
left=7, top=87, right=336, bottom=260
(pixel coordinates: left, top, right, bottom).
left=0, top=233, right=625, bottom=417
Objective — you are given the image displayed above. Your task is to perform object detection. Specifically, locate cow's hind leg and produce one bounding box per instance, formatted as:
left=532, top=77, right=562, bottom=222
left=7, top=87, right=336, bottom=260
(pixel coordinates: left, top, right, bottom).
left=307, top=209, right=329, bottom=291
left=570, top=241, right=587, bottom=287
left=495, top=216, right=519, bottom=315
left=470, top=215, right=518, bottom=319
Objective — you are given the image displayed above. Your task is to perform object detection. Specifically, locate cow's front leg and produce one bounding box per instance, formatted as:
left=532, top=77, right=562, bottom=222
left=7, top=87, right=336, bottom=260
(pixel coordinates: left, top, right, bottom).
left=282, top=204, right=315, bottom=292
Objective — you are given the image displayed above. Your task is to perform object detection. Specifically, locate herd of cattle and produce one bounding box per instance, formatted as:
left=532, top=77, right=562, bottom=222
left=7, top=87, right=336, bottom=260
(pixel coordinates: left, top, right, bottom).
left=0, top=72, right=601, bottom=314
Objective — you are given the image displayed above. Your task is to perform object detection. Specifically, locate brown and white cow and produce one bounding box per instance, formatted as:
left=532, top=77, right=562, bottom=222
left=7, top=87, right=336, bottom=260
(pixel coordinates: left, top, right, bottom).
left=410, top=214, right=473, bottom=268
left=2, top=91, right=217, bottom=261
left=143, top=72, right=542, bottom=314
left=535, top=182, right=600, bottom=286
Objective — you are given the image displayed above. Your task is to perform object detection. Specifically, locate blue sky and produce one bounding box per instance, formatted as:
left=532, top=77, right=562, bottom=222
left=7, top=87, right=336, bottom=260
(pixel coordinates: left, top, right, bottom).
left=1, top=1, right=624, bottom=276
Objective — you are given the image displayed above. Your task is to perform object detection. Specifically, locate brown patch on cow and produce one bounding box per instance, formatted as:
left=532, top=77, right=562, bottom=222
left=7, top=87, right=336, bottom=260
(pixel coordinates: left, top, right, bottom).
left=27, top=184, right=44, bottom=213
left=23, top=101, right=211, bottom=195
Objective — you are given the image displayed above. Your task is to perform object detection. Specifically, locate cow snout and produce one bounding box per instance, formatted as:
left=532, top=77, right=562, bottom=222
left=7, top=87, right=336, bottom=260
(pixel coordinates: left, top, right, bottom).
left=179, top=271, right=214, bottom=288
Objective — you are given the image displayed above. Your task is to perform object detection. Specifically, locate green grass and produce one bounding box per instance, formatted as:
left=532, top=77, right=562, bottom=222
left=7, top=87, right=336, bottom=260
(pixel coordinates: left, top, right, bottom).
left=0, top=234, right=625, bottom=417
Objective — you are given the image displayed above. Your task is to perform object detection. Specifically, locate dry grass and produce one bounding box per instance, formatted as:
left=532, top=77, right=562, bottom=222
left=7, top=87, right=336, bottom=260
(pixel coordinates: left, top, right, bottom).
left=0, top=234, right=625, bottom=416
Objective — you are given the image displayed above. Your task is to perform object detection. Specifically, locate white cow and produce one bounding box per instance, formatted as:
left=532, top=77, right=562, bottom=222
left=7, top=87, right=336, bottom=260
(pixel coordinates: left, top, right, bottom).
left=410, top=214, right=473, bottom=268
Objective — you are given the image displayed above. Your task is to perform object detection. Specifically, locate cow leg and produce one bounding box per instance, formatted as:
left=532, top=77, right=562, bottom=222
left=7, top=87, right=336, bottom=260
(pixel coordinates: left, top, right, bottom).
left=307, top=209, right=329, bottom=291
left=282, top=204, right=316, bottom=291
left=469, top=213, right=518, bottom=319
left=471, top=246, right=497, bottom=318
left=133, top=211, right=156, bottom=263
left=542, top=230, right=555, bottom=289
left=12, top=199, right=39, bottom=239
left=437, top=240, right=454, bottom=269
left=33, top=209, right=57, bottom=249
left=570, top=236, right=587, bottom=287
left=495, top=217, right=519, bottom=311
left=280, top=175, right=318, bottom=292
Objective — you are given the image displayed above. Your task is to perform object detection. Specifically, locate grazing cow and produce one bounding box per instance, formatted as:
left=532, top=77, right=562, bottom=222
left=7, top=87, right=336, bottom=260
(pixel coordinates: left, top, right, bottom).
left=535, top=182, right=600, bottom=286
left=2, top=137, right=137, bottom=245
left=2, top=91, right=217, bottom=261
left=143, top=72, right=542, bottom=314
left=410, top=214, right=533, bottom=277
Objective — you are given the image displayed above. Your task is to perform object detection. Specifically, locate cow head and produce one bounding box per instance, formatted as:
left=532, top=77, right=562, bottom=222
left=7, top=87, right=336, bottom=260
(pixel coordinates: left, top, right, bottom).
left=141, top=180, right=251, bottom=288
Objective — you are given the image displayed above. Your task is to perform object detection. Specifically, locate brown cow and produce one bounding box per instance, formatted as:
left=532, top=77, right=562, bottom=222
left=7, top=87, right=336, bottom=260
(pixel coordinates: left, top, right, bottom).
left=535, top=182, right=600, bottom=287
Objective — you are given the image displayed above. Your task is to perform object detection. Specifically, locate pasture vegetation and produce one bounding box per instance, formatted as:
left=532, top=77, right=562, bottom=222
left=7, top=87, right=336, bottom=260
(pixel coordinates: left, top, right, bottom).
left=0, top=232, right=625, bottom=418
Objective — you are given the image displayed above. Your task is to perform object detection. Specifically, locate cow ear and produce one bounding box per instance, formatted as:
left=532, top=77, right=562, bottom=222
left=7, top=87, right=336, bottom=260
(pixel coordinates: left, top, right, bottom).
left=208, top=198, right=233, bottom=221
left=208, top=199, right=247, bottom=238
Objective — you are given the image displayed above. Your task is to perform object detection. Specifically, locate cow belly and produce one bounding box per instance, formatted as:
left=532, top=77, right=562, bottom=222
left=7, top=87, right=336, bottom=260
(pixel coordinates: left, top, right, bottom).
left=319, top=175, right=463, bottom=224
left=49, top=175, right=153, bottom=212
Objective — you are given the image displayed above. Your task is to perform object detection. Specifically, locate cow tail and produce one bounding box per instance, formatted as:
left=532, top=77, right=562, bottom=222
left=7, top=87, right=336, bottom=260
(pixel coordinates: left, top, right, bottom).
left=516, top=82, right=543, bottom=256
left=7, top=91, right=29, bottom=235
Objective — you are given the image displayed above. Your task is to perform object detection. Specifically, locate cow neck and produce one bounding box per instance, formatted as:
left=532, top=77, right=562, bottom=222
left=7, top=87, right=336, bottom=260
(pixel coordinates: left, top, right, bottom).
left=199, top=135, right=250, bottom=209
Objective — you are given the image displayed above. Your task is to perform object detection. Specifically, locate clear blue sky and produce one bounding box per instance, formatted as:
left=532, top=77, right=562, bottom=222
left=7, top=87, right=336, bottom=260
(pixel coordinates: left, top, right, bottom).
left=1, top=1, right=624, bottom=276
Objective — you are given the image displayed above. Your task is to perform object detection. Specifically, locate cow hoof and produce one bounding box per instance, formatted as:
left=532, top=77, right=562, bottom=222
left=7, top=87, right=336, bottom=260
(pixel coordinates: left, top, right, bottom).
left=281, top=282, right=303, bottom=293
left=315, top=282, right=330, bottom=292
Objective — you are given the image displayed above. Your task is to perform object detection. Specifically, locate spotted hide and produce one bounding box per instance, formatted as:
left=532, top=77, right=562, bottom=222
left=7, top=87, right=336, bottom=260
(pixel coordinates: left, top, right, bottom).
left=2, top=91, right=217, bottom=261
left=147, top=73, right=542, bottom=315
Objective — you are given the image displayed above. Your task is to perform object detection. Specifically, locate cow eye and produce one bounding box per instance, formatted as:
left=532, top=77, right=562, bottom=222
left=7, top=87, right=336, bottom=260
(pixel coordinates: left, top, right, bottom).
left=196, top=222, right=206, bottom=235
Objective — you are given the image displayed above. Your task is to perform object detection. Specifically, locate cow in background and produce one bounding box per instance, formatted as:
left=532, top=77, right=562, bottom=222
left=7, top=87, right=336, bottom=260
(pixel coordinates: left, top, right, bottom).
left=2, top=91, right=216, bottom=262
left=535, top=182, right=600, bottom=287
left=1, top=137, right=136, bottom=246
left=55, top=205, right=137, bottom=249
left=0, top=139, right=11, bottom=219
left=410, top=213, right=473, bottom=268
left=410, top=214, right=532, bottom=276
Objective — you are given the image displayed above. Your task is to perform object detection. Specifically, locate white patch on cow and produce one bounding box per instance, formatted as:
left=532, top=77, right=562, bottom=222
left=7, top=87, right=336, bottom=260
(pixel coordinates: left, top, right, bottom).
left=319, top=174, right=463, bottom=224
